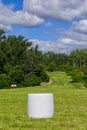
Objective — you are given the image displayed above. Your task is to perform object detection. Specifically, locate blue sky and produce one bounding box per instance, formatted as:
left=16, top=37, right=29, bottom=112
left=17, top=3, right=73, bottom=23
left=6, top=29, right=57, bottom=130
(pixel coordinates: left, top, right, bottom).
left=1, top=0, right=87, bottom=54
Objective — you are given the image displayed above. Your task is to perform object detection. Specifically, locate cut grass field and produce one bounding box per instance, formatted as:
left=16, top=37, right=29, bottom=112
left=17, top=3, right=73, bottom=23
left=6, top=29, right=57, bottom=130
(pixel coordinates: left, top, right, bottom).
left=0, top=71, right=87, bottom=130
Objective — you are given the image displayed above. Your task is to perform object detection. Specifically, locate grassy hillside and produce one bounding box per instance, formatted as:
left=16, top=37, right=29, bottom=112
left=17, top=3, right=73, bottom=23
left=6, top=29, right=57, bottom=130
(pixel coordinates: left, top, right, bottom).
left=0, top=72, right=87, bottom=130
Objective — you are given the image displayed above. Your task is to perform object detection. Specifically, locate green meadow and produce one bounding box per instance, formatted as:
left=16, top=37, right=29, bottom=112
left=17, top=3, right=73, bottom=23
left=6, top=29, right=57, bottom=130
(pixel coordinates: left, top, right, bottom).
left=0, top=72, right=87, bottom=130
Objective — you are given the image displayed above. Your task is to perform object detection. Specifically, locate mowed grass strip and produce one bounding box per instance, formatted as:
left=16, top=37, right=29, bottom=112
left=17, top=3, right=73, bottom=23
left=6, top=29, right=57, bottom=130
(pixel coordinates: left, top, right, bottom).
left=0, top=72, right=87, bottom=130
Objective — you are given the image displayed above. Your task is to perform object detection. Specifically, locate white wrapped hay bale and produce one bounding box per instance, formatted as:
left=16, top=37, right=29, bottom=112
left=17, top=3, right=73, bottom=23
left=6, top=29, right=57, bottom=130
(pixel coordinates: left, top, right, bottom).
left=28, top=93, right=54, bottom=118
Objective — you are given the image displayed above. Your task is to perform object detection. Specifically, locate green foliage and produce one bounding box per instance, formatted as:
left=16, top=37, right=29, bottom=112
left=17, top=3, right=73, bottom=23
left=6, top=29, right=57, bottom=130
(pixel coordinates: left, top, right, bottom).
left=45, top=49, right=87, bottom=87
left=57, top=64, right=74, bottom=73
left=40, top=71, right=49, bottom=82
left=69, top=69, right=84, bottom=82
left=55, top=53, right=68, bottom=66
left=22, top=75, right=41, bottom=86
left=5, top=35, right=31, bottom=66
left=8, top=65, right=24, bottom=83
left=1, top=29, right=87, bottom=89
left=80, top=67, right=87, bottom=87
left=3, top=64, right=24, bottom=85
left=0, top=30, right=49, bottom=89
left=0, top=29, right=5, bottom=36
left=47, top=61, right=57, bottom=71
left=47, top=71, right=73, bottom=87
left=0, top=74, right=10, bottom=89
left=69, top=49, right=87, bottom=68
left=45, top=52, right=68, bottom=67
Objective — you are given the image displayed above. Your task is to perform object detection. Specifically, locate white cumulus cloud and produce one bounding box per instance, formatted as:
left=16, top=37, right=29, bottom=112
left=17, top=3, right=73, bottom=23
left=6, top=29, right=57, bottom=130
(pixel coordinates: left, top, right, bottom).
left=31, top=25, right=87, bottom=54
left=73, top=20, right=87, bottom=33
left=0, top=1, right=44, bottom=31
left=23, top=0, right=87, bottom=21
left=0, top=24, right=12, bottom=32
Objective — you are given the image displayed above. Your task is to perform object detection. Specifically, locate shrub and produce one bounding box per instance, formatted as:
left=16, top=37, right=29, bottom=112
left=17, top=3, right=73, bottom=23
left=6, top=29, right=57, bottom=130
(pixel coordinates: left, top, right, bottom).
left=0, top=74, right=10, bottom=89
left=8, top=65, right=24, bottom=83
left=69, top=69, right=84, bottom=82
left=39, top=71, right=49, bottom=82
left=47, top=61, right=57, bottom=71
left=22, top=75, right=42, bottom=87
left=33, top=65, right=49, bottom=82
left=81, top=67, right=87, bottom=87
left=57, top=65, right=74, bottom=73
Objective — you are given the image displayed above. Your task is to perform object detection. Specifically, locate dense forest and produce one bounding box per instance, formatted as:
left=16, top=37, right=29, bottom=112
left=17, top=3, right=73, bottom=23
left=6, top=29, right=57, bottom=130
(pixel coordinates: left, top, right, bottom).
left=0, top=29, right=87, bottom=89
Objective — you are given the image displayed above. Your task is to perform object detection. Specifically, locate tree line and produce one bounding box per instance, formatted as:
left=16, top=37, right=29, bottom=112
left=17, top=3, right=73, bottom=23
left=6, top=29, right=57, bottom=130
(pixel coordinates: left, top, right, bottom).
left=0, top=29, right=87, bottom=89
left=0, top=30, right=49, bottom=89
left=42, top=50, right=87, bottom=87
